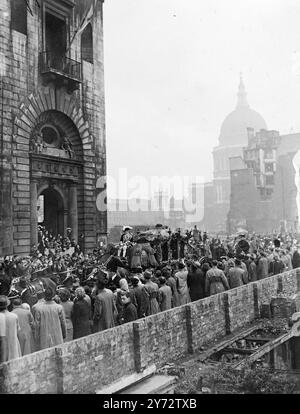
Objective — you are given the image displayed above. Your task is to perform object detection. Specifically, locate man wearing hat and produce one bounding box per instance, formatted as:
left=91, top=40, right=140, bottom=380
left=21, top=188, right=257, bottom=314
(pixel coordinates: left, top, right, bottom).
left=0, top=295, right=21, bottom=361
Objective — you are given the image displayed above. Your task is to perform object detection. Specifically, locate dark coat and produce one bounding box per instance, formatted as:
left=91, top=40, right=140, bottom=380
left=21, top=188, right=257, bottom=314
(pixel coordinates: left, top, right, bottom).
left=248, top=261, right=257, bottom=282
left=72, top=298, right=91, bottom=339
left=269, top=259, right=284, bottom=275
left=0, top=273, right=11, bottom=296
left=132, top=285, right=149, bottom=318
left=292, top=251, right=300, bottom=269
left=228, top=267, right=244, bottom=289
left=187, top=269, right=205, bottom=301
left=122, top=303, right=138, bottom=324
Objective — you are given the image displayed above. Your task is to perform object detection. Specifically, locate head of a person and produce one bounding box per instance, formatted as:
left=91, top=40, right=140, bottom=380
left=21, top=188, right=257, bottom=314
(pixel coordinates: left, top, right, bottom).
left=12, top=298, right=22, bottom=308
left=96, top=278, right=106, bottom=291
left=217, top=261, right=224, bottom=270
left=44, top=287, right=54, bottom=301
left=117, top=267, right=127, bottom=279
left=162, top=266, right=171, bottom=278
left=155, top=270, right=162, bottom=279
left=132, top=277, right=140, bottom=287
left=21, top=302, right=30, bottom=311
left=75, top=286, right=85, bottom=300
left=120, top=290, right=131, bottom=305
left=178, top=262, right=185, bottom=270
left=235, top=258, right=241, bottom=267
left=159, top=276, right=166, bottom=286
left=143, top=270, right=152, bottom=281
left=201, top=262, right=210, bottom=272
left=0, top=295, right=10, bottom=311
left=58, top=288, right=70, bottom=303
left=212, top=260, right=218, bottom=267
left=83, top=285, right=91, bottom=296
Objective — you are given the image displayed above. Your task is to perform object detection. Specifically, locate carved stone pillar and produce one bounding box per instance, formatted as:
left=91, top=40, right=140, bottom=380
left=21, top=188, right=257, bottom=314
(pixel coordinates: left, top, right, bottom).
left=30, top=180, right=38, bottom=247
left=68, top=184, right=78, bottom=242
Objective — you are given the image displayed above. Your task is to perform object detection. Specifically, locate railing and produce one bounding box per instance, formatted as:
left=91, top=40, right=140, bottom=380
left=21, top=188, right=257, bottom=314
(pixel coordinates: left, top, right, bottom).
left=39, top=51, right=82, bottom=82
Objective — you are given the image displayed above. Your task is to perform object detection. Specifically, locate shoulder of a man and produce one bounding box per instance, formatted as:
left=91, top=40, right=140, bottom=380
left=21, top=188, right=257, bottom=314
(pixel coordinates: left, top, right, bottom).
left=6, top=310, right=18, bottom=320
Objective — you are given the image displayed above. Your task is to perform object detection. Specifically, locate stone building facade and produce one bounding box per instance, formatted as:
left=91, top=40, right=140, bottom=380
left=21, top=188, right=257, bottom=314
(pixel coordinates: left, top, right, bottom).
left=228, top=128, right=300, bottom=233
left=0, top=0, right=107, bottom=256
left=201, top=76, right=267, bottom=233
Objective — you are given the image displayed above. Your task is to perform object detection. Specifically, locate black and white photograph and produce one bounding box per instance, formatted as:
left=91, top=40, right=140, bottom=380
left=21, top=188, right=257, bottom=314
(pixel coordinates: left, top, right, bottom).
left=1, top=0, right=300, bottom=397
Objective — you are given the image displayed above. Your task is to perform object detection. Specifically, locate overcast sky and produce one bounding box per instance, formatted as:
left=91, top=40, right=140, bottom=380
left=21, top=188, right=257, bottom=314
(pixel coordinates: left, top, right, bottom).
left=103, top=0, right=300, bottom=196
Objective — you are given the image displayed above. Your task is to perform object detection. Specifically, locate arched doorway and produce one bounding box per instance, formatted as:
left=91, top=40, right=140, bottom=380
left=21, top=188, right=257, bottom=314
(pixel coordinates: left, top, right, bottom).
left=38, top=187, right=65, bottom=237
left=29, top=110, right=84, bottom=248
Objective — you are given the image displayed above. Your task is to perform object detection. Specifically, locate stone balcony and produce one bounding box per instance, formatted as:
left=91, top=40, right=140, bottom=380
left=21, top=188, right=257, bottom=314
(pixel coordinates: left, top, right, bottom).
left=39, top=51, right=82, bottom=93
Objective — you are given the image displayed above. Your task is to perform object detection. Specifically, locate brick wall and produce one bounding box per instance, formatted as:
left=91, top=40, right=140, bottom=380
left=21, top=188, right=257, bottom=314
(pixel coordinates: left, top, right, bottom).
left=1, top=269, right=299, bottom=394
left=189, top=294, right=226, bottom=349
left=134, top=306, right=189, bottom=372
left=0, top=347, right=57, bottom=394
left=59, top=323, right=135, bottom=394
left=257, top=274, right=279, bottom=306
left=227, top=283, right=256, bottom=331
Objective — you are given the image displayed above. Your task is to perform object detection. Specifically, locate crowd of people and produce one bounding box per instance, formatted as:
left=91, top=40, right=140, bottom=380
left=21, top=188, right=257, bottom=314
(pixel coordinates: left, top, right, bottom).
left=1, top=224, right=300, bottom=363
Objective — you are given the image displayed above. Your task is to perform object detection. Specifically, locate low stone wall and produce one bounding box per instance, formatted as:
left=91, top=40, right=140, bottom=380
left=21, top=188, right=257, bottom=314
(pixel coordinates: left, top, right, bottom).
left=0, top=347, right=58, bottom=394
left=1, top=268, right=300, bottom=394
left=227, top=283, right=256, bottom=332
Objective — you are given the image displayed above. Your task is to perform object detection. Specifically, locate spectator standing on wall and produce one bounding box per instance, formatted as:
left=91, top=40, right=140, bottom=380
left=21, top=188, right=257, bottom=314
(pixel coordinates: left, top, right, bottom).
left=32, top=288, right=66, bottom=350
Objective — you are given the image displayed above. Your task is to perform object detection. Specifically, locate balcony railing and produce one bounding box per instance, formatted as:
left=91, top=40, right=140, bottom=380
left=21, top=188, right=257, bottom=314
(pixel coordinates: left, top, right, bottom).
left=39, top=51, right=82, bottom=83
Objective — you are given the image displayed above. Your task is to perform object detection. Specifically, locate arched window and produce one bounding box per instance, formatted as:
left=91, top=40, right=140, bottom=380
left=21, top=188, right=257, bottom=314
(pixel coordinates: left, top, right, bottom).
left=81, top=23, right=93, bottom=64
left=11, top=0, right=27, bottom=35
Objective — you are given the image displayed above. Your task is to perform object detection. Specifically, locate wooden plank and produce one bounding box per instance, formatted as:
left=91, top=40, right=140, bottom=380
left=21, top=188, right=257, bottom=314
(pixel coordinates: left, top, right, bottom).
left=244, top=336, right=271, bottom=343
left=222, top=348, right=254, bottom=355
